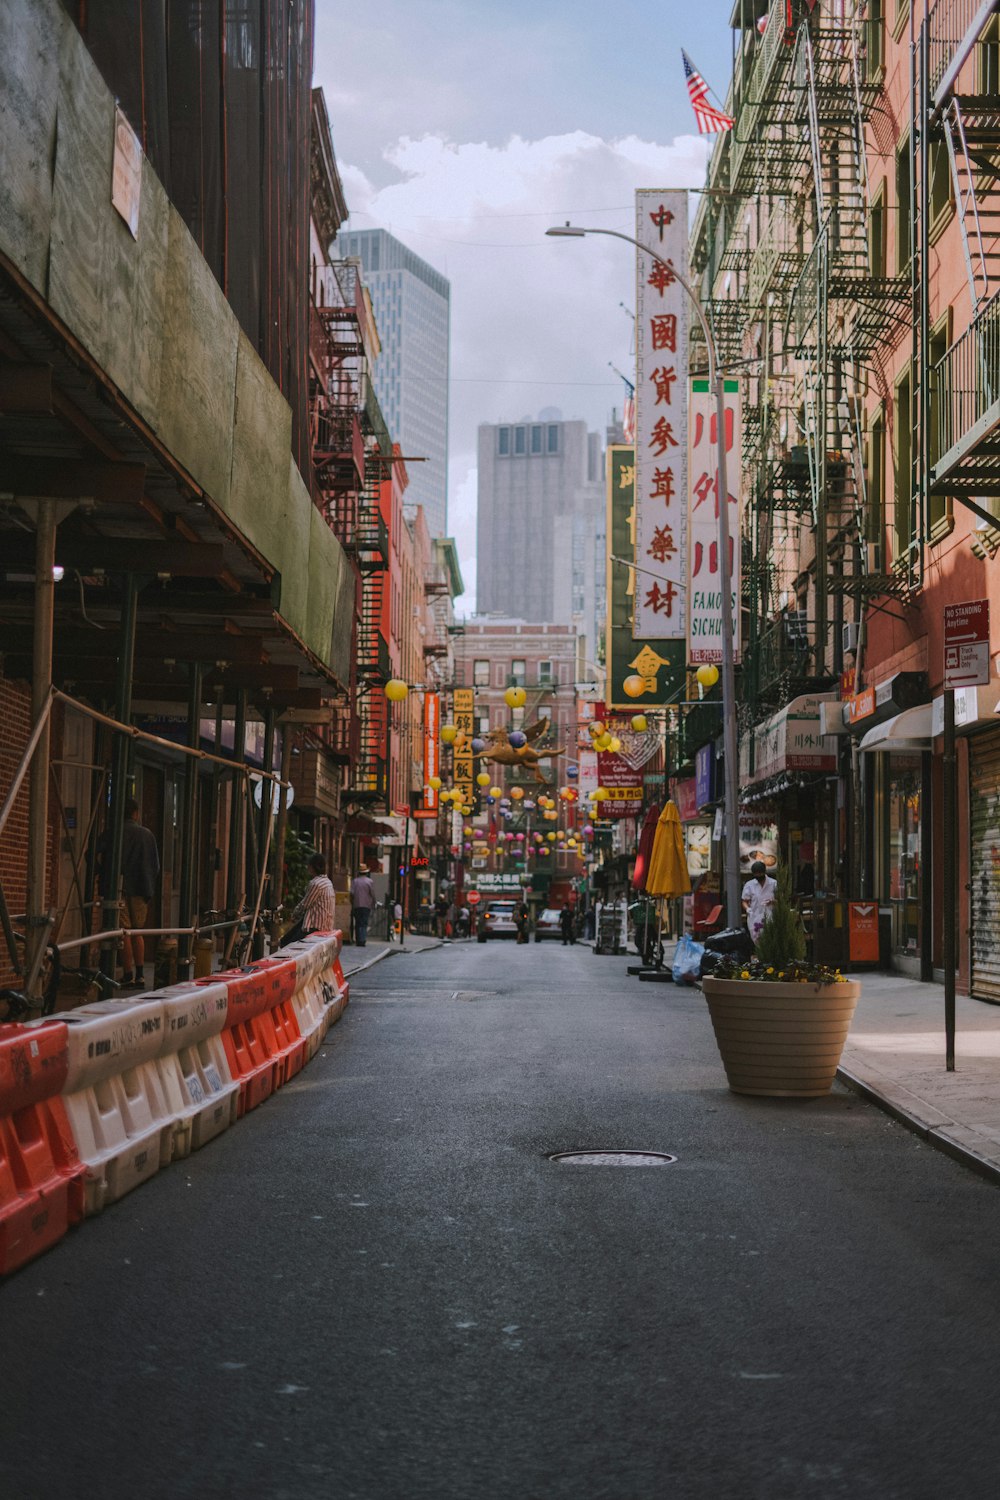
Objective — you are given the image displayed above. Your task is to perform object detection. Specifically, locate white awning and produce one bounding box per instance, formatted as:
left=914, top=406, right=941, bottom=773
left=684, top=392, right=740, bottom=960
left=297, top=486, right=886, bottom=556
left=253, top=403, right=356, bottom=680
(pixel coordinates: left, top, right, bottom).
left=858, top=703, right=933, bottom=754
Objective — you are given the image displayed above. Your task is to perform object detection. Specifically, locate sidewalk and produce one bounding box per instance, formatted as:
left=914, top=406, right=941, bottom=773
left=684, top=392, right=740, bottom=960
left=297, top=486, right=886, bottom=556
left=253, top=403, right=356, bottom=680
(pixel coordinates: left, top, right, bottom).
left=340, top=931, right=445, bottom=978
left=837, top=972, right=1000, bottom=1183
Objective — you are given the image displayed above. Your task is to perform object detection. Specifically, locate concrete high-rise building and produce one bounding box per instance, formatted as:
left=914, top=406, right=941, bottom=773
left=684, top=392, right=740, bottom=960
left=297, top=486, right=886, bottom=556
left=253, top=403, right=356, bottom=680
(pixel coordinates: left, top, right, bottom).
left=337, top=227, right=450, bottom=537
left=476, top=413, right=605, bottom=668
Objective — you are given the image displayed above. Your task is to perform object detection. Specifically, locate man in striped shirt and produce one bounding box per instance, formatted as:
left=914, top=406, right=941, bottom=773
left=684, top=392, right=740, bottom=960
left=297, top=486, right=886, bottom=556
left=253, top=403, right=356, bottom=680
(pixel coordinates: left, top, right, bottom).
left=289, top=853, right=337, bottom=938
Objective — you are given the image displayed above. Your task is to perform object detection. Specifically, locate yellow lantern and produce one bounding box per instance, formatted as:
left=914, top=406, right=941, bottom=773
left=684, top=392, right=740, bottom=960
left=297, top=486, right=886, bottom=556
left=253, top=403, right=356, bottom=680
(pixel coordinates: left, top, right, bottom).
left=476, top=771, right=491, bottom=787
left=490, top=786, right=503, bottom=799
left=547, top=832, right=557, bottom=842
left=462, top=805, right=473, bottom=816
left=588, top=790, right=600, bottom=801
left=464, top=826, right=473, bottom=835
left=510, top=786, right=524, bottom=801
left=696, top=664, right=720, bottom=689
left=428, top=775, right=442, bottom=790
left=594, top=732, right=612, bottom=751
left=441, top=724, right=458, bottom=744
left=504, top=686, right=527, bottom=709
left=590, top=720, right=604, bottom=737
left=595, top=787, right=608, bottom=799
left=623, top=674, right=645, bottom=698
left=631, top=714, right=648, bottom=732
left=384, top=678, right=409, bottom=702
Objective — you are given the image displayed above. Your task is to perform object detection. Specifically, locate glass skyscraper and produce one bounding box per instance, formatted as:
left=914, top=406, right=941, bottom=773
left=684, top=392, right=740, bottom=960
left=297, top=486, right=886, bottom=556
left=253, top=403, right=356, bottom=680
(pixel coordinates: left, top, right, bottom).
left=337, top=228, right=450, bottom=537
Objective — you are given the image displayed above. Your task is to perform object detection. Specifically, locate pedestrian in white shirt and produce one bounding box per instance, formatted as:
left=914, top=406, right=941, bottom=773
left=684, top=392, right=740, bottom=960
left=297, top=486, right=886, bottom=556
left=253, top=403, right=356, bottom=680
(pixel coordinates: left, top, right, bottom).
left=742, top=860, right=777, bottom=943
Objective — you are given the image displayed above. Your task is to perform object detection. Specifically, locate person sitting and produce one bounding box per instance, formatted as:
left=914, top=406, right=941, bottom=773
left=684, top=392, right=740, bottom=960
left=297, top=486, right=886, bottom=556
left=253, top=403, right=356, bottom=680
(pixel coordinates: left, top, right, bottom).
left=281, top=854, right=336, bottom=947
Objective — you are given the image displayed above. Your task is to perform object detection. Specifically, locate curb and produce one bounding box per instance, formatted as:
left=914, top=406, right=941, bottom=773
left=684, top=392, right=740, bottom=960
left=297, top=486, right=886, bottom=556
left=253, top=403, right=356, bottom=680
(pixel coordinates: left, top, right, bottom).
left=341, top=939, right=444, bottom=980
left=836, top=1064, right=1000, bottom=1188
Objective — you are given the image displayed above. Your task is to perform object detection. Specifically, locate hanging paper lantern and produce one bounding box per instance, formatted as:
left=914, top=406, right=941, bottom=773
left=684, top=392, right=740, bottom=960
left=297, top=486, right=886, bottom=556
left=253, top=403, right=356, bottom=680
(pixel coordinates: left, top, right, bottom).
left=590, top=721, right=604, bottom=737
left=594, top=732, right=612, bottom=751
left=462, top=806, right=473, bottom=816
left=631, top=715, right=648, bottom=733
left=567, top=764, right=579, bottom=779
left=428, top=775, right=442, bottom=791
left=471, top=737, right=486, bottom=753
left=696, top=664, right=720, bottom=689
left=464, top=825, right=473, bottom=835
left=584, top=824, right=594, bottom=836
left=504, top=831, right=515, bottom=842
left=441, top=724, right=458, bottom=743
left=490, top=786, right=503, bottom=799
left=588, top=790, right=600, bottom=801
left=510, top=730, right=528, bottom=749
left=515, top=832, right=525, bottom=841
left=384, top=679, right=409, bottom=702
left=622, top=674, right=645, bottom=698
left=476, top=771, right=491, bottom=787
left=539, top=846, right=549, bottom=855
left=609, top=736, right=622, bottom=753
left=510, top=786, right=524, bottom=801
left=547, top=832, right=557, bottom=842
left=523, top=800, right=536, bottom=811
left=504, top=686, right=527, bottom=709
left=463, top=842, right=472, bottom=852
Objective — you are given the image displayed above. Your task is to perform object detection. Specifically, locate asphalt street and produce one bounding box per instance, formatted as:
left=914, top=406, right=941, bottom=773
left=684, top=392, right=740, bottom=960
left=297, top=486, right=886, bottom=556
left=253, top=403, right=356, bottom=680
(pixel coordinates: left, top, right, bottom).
left=3, top=940, right=1000, bottom=1500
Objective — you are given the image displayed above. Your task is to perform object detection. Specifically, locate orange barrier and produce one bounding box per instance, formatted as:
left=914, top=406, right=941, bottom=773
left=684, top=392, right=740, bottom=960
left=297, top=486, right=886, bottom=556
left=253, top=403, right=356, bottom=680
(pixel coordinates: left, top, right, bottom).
left=0, top=1022, right=85, bottom=1274
left=212, top=955, right=299, bottom=1116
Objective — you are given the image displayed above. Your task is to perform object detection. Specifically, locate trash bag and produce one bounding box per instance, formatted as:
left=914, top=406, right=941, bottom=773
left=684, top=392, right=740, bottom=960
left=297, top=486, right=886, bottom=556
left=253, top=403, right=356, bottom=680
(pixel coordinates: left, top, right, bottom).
left=702, top=926, right=755, bottom=959
left=671, top=933, right=706, bottom=986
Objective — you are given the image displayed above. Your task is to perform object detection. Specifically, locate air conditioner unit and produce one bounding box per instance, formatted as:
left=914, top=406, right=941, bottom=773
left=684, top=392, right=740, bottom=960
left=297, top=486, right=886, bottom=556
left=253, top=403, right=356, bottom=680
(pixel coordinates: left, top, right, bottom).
left=842, top=621, right=860, bottom=655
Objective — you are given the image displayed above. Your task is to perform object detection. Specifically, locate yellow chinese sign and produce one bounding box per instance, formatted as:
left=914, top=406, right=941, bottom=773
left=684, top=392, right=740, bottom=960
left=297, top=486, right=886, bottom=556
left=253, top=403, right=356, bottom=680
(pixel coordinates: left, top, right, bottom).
left=453, top=688, right=475, bottom=807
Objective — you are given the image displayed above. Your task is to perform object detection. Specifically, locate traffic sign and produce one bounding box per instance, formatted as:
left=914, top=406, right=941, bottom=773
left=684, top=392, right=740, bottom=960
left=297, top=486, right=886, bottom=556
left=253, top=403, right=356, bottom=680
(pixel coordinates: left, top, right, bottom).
left=944, top=599, right=990, bottom=689
left=466, top=891, right=481, bottom=906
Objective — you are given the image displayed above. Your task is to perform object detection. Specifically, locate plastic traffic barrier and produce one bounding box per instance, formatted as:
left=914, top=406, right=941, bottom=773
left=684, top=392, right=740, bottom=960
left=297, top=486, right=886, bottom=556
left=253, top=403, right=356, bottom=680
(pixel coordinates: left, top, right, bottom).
left=61, top=998, right=172, bottom=1215
left=285, top=933, right=348, bottom=1057
left=155, top=982, right=239, bottom=1158
left=211, top=956, right=300, bottom=1116
left=0, top=1022, right=85, bottom=1275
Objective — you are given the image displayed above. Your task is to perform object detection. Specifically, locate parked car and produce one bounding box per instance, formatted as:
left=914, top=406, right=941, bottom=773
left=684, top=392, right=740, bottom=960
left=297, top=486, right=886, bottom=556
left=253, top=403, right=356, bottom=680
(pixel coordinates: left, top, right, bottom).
left=477, top=900, right=519, bottom=941
left=534, top=908, right=562, bottom=942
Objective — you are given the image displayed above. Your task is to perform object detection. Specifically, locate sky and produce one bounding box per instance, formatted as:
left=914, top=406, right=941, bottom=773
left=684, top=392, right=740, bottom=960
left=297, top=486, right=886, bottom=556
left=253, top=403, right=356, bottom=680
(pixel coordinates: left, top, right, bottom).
left=314, top=1, right=737, bottom=611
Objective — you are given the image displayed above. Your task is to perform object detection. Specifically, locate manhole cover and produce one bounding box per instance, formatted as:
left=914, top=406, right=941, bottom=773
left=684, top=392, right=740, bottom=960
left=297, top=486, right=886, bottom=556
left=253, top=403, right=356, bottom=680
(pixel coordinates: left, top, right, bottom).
left=548, top=1150, right=677, bottom=1167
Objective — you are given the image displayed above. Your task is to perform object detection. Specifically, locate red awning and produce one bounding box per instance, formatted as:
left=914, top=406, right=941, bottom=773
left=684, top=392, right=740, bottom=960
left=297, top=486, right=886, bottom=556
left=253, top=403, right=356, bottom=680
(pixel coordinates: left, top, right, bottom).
left=345, top=814, right=396, bottom=838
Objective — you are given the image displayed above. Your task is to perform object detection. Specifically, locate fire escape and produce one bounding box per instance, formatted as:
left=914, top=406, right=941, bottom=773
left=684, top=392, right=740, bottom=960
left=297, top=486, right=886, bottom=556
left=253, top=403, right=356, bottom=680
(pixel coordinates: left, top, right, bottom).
left=311, top=262, right=390, bottom=804
left=916, top=0, right=1000, bottom=538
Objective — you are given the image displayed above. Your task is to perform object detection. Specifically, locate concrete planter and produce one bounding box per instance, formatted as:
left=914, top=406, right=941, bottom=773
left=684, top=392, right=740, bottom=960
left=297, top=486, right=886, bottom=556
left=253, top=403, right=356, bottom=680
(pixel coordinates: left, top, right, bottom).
left=701, top=977, right=862, bottom=1098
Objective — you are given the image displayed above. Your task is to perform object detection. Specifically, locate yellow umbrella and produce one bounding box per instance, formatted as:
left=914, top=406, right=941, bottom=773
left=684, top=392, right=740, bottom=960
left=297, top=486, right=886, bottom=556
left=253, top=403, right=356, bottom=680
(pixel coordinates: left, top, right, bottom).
left=645, top=799, right=691, bottom=899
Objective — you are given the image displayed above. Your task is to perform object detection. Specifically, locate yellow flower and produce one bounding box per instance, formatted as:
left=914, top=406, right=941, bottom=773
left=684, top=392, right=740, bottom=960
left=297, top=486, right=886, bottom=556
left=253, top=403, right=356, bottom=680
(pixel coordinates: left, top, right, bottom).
left=740, top=969, right=750, bottom=979
left=766, top=966, right=774, bottom=974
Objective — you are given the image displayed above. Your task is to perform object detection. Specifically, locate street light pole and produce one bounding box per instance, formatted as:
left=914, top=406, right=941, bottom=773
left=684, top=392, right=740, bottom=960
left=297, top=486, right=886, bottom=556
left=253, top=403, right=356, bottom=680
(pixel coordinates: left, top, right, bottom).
left=546, top=223, right=742, bottom=927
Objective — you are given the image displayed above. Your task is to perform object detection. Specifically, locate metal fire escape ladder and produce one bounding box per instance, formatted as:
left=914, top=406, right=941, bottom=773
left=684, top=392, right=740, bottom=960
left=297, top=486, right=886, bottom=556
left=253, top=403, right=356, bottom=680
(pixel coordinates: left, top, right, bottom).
left=907, top=11, right=931, bottom=587
left=942, top=96, right=994, bottom=315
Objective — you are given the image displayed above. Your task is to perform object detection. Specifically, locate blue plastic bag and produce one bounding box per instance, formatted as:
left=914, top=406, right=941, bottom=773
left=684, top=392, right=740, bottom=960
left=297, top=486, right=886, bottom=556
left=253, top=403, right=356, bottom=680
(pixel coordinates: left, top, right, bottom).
left=671, top=933, right=706, bottom=985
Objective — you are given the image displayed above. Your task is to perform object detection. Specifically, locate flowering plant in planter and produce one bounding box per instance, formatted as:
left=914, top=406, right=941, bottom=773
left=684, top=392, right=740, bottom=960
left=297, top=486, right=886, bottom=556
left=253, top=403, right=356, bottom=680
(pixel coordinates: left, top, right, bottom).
left=701, top=864, right=861, bottom=1097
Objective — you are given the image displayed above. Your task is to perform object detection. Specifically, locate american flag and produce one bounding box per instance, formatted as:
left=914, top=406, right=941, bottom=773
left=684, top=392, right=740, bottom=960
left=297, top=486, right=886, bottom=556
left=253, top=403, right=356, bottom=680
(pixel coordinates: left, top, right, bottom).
left=682, top=50, right=734, bottom=134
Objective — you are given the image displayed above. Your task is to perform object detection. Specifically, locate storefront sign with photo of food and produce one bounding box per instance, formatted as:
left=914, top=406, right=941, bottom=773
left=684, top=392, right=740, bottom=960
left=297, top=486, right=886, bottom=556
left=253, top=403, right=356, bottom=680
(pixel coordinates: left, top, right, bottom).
left=685, top=822, right=712, bottom=877
left=738, top=814, right=779, bottom=876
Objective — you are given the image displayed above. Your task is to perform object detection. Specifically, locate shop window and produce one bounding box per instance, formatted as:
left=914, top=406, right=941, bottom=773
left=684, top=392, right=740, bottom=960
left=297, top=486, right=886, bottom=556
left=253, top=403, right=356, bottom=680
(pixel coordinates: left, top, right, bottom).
left=473, top=658, right=490, bottom=686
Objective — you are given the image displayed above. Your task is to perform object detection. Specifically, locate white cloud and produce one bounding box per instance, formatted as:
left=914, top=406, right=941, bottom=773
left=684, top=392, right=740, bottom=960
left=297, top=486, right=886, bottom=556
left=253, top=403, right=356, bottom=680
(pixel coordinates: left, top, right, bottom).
left=339, top=129, right=710, bottom=611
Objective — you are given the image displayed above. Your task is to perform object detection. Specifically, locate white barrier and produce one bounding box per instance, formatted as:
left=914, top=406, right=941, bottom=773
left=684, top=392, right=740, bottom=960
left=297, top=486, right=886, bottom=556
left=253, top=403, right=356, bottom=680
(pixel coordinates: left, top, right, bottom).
left=156, top=981, right=239, bottom=1158
left=61, top=998, right=172, bottom=1215
left=285, top=933, right=347, bottom=1057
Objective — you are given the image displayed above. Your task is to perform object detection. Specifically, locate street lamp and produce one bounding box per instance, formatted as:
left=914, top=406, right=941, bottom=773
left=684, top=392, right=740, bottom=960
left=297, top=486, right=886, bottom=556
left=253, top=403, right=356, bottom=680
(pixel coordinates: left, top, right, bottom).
left=546, top=222, right=741, bottom=927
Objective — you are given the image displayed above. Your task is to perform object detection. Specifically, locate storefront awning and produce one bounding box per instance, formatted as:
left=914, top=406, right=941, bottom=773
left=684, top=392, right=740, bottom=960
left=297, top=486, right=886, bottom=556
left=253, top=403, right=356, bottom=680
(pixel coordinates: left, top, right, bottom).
left=858, top=703, right=933, bottom=754
left=345, top=814, right=397, bottom=839
left=740, top=692, right=839, bottom=790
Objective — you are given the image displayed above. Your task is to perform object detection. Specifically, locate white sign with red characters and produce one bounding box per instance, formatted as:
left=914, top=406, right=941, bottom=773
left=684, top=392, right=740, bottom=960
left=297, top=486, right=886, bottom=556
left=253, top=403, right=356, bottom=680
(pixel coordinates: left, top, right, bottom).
left=688, top=379, right=742, bottom=664
left=634, top=188, right=688, bottom=640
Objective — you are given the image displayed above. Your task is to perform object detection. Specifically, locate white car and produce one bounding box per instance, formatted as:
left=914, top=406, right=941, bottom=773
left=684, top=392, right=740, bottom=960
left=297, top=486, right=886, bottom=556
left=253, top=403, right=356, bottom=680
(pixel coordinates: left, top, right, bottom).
left=477, top=900, right=520, bottom=941
left=534, top=908, right=563, bottom=942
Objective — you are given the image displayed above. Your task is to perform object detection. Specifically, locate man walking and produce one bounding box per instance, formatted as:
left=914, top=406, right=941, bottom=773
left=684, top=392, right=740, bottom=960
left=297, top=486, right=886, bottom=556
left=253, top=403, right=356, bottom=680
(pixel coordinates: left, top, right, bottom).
left=559, top=905, right=575, bottom=946
left=120, top=798, right=159, bottom=989
left=351, top=868, right=376, bottom=947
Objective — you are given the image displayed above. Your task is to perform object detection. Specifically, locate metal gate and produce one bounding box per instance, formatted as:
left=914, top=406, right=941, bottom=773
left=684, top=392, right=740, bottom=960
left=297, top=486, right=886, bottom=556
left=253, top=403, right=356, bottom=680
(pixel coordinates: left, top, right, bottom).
left=969, top=728, right=1000, bottom=1002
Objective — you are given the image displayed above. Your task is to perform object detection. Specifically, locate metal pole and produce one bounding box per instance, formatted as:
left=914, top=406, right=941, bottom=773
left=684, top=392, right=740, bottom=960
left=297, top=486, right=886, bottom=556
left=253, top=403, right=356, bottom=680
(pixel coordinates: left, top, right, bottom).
left=177, top=660, right=203, bottom=975
left=545, top=224, right=743, bottom=927
left=100, top=572, right=138, bottom=989
left=920, top=749, right=933, bottom=984
left=26, top=504, right=57, bottom=985
left=226, top=688, right=248, bottom=922
left=943, top=687, right=956, bottom=1070
left=272, top=727, right=294, bottom=931
left=252, top=704, right=276, bottom=959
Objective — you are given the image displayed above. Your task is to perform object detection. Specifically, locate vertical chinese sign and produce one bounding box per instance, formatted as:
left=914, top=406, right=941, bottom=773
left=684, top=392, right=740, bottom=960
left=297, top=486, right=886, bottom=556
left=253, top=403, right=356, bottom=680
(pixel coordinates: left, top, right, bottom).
left=452, top=688, right=475, bottom=810
left=634, top=189, right=688, bottom=641
left=688, top=379, right=742, bottom=664
left=418, top=691, right=440, bottom=816
left=606, top=445, right=685, bottom=710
